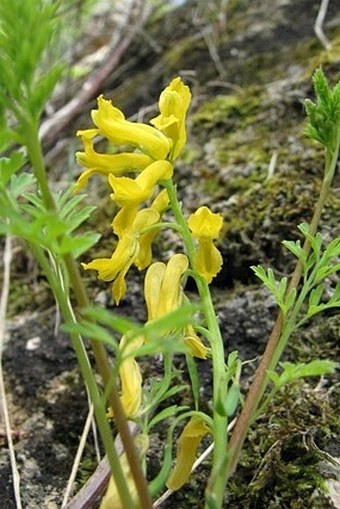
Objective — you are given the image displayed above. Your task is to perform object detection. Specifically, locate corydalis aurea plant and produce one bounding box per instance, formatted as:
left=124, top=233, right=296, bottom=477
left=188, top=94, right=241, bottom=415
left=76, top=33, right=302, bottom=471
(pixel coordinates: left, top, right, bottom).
left=75, top=78, right=224, bottom=496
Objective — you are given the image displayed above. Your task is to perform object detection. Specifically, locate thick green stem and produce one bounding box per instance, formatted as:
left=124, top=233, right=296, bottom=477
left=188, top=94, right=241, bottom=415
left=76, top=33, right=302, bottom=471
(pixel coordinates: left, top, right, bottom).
left=23, top=121, right=152, bottom=509
left=225, top=137, right=339, bottom=480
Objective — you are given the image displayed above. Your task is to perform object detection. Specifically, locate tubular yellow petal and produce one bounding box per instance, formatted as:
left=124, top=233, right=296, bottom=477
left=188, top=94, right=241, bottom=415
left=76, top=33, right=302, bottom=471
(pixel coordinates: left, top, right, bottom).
left=119, top=355, right=142, bottom=417
left=157, top=253, right=188, bottom=316
left=109, top=160, right=173, bottom=207
left=92, top=95, right=171, bottom=160
left=166, top=416, right=210, bottom=491
left=151, top=188, right=170, bottom=212
left=194, top=239, right=223, bottom=283
left=134, top=190, right=170, bottom=270
left=184, top=325, right=209, bottom=359
left=150, top=77, right=192, bottom=160
left=135, top=160, right=173, bottom=189
left=111, top=265, right=130, bottom=305
left=188, top=206, right=223, bottom=240
left=74, top=146, right=153, bottom=193
left=109, top=175, right=151, bottom=206
left=131, top=208, right=160, bottom=233
left=74, top=128, right=154, bottom=192
left=112, top=206, right=139, bottom=237
left=82, top=234, right=136, bottom=281
left=144, top=254, right=188, bottom=322
left=119, top=335, right=144, bottom=417
left=77, top=130, right=153, bottom=169
left=144, top=262, right=166, bottom=321
left=135, top=226, right=160, bottom=270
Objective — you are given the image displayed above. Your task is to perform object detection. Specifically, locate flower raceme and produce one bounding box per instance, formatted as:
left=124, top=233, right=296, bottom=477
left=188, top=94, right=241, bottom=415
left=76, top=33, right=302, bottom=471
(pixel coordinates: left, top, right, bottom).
left=188, top=206, right=223, bottom=283
left=74, top=77, right=192, bottom=191
left=76, top=77, right=192, bottom=304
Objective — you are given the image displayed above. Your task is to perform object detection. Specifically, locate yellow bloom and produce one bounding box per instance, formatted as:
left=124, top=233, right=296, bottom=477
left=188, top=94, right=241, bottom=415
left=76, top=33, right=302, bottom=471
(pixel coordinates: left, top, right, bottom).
left=108, top=160, right=173, bottom=207
left=135, top=190, right=170, bottom=269
left=188, top=206, right=223, bottom=239
left=111, top=205, right=140, bottom=238
left=82, top=208, right=159, bottom=304
left=188, top=206, right=223, bottom=283
left=92, top=95, right=171, bottom=160
left=144, top=255, right=208, bottom=357
left=150, top=77, right=192, bottom=160
left=74, top=130, right=153, bottom=192
left=184, top=324, right=209, bottom=359
left=144, top=254, right=188, bottom=320
left=118, top=335, right=143, bottom=418
left=166, top=416, right=211, bottom=490
left=193, top=239, right=223, bottom=284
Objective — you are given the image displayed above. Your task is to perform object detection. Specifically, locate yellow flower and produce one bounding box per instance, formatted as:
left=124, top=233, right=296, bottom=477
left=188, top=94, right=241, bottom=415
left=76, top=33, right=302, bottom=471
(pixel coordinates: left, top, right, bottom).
left=144, top=254, right=188, bottom=320
left=92, top=95, right=171, bottom=160
left=82, top=208, right=159, bottom=304
left=135, top=189, right=170, bottom=269
left=184, top=324, right=209, bottom=359
left=188, top=206, right=223, bottom=239
left=74, top=130, right=153, bottom=192
left=150, top=77, right=191, bottom=160
left=144, top=255, right=208, bottom=357
left=188, top=206, right=223, bottom=283
left=166, top=416, right=211, bottom=490
left=118, top=335, right=143, bottom=418
left=111, top=205, right=140, bottom=238
left=108, top=160, right=173, bottom=207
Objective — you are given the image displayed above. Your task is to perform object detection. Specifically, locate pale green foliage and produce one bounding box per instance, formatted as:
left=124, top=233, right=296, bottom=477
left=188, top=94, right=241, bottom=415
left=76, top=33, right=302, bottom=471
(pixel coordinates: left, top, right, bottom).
left=267, top=360, right=338, bottom=389
left=0, top=0, right=63, bottom=122
left=0, top=177, right=100, bottom=258
left=254, top=219, right=340, bottom=324
left=251, top=265, right=296, bottom=315
left=305, top=68, right=340, bottom=153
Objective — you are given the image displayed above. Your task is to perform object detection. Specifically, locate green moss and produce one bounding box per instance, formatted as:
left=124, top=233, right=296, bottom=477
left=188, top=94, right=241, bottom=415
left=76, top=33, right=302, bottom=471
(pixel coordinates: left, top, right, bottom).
left=163, top=35, right=202, bottom=69
left=192, top=89, right=261, bottom=130
left=225, top=312, right=340, bottom=509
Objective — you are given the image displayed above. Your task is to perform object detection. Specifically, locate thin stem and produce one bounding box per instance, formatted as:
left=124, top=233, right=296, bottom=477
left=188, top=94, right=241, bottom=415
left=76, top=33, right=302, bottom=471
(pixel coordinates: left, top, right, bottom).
left=163, top=180, right=229, bottom=508
left=0, top=234, right=23, bottom=509
left=22, top=122, right=152, bottom=509
left=225, top=137, right=340, bottom=480
left=30, top=242, right=134, bottom=508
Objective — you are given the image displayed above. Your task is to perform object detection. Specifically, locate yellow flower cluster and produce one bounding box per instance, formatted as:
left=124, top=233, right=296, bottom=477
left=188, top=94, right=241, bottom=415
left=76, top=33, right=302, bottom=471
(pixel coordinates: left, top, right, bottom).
left=76, top=77, right=191, bottom=304
left=75, top=78, right=223, bottom=422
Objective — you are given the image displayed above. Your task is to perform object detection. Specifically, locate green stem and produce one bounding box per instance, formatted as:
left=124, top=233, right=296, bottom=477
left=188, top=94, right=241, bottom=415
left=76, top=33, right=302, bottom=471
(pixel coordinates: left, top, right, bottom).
left=23, top=121, right=152, bottom=509
left=225, top=135, right=340, bottom=480
left=30, top=243, right=134, bottom=508
left=163, top=180, right=229, bottom=508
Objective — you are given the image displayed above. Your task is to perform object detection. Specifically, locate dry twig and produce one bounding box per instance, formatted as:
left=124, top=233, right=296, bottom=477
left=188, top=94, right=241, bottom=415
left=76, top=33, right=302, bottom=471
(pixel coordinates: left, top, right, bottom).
left=40, top=0, right=153, bottom=146
left=0, top=234, right=23, bottom=509
left=314, top=0, right=332, bottom=50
